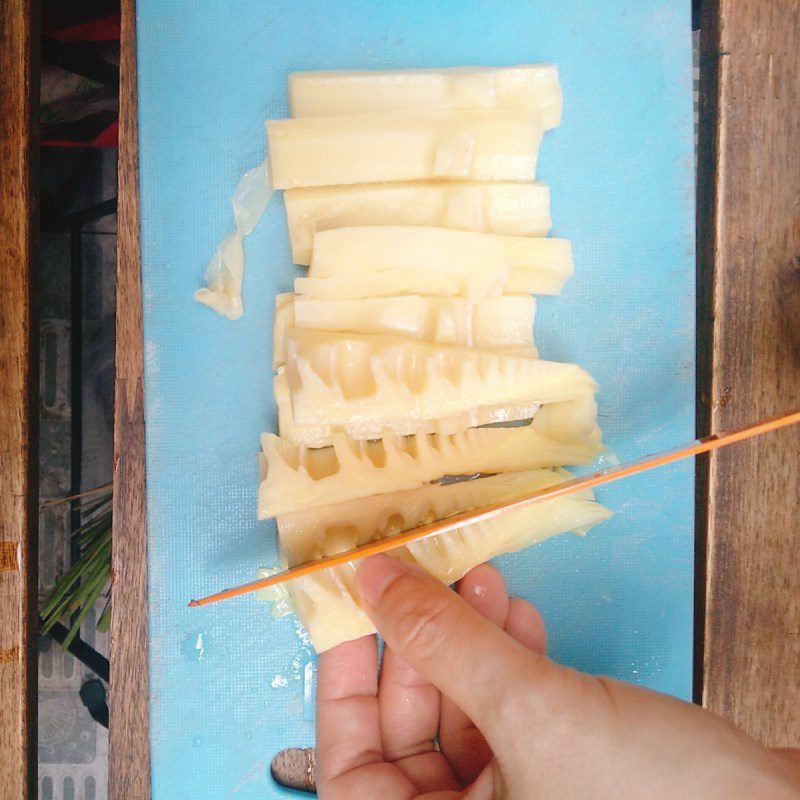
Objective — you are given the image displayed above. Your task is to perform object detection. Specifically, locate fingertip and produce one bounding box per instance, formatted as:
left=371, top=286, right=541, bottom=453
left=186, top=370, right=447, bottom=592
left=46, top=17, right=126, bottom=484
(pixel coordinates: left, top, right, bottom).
left=505, top=597, right=547, bottom=655
left=458, top=563, right=505, bottom=597
left=457, top=564, right=509, bottom=627
left=317, top=634, right=378, bottom=700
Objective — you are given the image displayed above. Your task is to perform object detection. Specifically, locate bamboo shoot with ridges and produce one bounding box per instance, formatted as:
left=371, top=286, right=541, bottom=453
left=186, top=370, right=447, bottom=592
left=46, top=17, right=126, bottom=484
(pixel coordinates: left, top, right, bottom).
left=259, top=397, right=601, bottom=517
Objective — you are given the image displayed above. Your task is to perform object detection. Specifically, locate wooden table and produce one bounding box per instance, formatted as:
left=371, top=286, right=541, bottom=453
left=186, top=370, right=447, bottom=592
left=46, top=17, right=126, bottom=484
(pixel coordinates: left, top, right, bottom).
left=0, top=3, right=37, bottom=799
left=1, top=0, right=798, bottom=796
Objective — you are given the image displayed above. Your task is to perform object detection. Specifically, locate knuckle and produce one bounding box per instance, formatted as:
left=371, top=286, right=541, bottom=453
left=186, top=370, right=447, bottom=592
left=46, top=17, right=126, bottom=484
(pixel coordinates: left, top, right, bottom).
left=388, top=577, right=454, bottom=660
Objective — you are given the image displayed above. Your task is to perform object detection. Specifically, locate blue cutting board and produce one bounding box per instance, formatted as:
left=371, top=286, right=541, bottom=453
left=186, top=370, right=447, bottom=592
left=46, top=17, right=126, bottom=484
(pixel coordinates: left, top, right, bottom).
left=136, top=2, right=695, bottom=797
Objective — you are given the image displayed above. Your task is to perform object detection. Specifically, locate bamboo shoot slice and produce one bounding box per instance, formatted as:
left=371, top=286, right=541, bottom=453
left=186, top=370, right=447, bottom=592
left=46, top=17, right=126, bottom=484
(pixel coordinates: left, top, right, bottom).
left=295, top=271, right=468, bottom=301
left=284, top=181, right=552, bottom=265
left=278, top=468, right=576, bottom=562
left=266, top=109, right=544, bottom=189
left=284, top=330, right=596, bottom=443
left=294, top=265, right=565, bottom=302
left=272, top=295, right=536, bottom=368
left=288, top=65, right=562, bottom=129
left=308, top=226, right=573, bottom=298
left=474, top=296, right=537, bottom=348
left=279, top=469, right=610, bottom=651
left=259, top=397, right=601, bottom=517
left=274, top=369, right=542, bottom=448
left=295, top=295, right=536, bottom=349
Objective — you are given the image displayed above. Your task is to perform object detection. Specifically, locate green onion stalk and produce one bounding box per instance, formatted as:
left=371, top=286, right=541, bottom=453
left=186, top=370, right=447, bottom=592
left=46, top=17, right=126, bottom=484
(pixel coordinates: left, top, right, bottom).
left=39, top=484, right=113, bottom=647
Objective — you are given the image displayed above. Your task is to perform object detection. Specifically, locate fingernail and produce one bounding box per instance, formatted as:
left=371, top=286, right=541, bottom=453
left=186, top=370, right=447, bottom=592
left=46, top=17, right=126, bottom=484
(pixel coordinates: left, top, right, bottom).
left=355, top=554, right=412, bottom=607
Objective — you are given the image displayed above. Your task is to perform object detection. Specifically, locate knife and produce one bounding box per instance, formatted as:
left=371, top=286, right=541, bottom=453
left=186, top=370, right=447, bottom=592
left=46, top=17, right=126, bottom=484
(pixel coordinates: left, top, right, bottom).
left=189, top=408, right=800, bottom=608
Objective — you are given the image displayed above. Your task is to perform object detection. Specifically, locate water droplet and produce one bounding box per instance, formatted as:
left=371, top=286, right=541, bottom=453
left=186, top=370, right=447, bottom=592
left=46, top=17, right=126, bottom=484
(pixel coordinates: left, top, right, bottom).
left=180, top=630, right=209, bottom=662
left=595, top=449, right=621, bottom=468
left=303, top=661, right=317, bottom=722
left=293, top=618, right=311, bottom=647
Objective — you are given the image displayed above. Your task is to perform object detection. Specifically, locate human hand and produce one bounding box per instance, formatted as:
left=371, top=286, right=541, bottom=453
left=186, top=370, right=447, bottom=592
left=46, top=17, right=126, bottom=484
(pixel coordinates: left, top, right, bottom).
left=316, top=555, right=800, bottom=799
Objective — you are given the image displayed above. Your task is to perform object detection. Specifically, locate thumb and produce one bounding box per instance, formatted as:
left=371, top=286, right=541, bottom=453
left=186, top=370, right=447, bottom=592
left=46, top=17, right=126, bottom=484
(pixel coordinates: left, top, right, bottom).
left=355, top=554, right=557, bottom=739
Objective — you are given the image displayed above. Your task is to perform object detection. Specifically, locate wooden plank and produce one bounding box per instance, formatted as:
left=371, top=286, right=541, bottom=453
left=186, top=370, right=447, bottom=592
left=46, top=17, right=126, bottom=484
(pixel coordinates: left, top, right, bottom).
left=702, top=0, right=800, bottom=745
left=109, top=0, right=152, bottom=797
left=0, top=1, right=38, bottom=797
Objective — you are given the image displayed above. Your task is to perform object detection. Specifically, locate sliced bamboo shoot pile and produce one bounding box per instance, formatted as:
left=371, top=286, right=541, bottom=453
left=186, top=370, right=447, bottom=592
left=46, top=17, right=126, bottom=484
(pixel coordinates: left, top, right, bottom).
left=274, top=369, right=542, bottom=448
left=284, top=181, right=551, bottom=266
left=288, top=65, right=562, bottom=129
left=271, top=295, right=537, bottom=368
left=259, top=397, right=601, bottom=517
left=279, top=468, right=611, bottom=652
left=282, top=330, right=596, bottom=444
left=308, top=226, right=573, bottom=299
left=266, top=109, right=544, bottom=189
left=253, top=64, right=611, bottom=655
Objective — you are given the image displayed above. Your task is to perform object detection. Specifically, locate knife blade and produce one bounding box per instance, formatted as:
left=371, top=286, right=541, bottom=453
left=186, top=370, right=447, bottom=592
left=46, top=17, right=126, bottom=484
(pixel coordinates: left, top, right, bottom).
left=189, top=408, right=800, bottom=608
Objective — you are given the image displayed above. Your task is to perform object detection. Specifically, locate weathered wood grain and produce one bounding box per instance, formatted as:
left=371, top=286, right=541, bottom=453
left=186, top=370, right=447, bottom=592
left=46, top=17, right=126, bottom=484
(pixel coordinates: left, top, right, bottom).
left=0, top=1, right=38, bottom=797
left=701, top=0, right=800, bottom=745
left=108, top=0, right=152, bottom=797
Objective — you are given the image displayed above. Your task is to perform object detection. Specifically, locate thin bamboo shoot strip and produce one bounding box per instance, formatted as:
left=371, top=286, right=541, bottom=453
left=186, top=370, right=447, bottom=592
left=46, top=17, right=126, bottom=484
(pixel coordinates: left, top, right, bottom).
left=266, top=109, right=544, bottom=189
left=284, top=181, right=552, bottom=266
left=259, top=398, right=601, bottom=517
left=288, top=65, right=562, bottom=129
left=308, top=226, right=573, bottom=298
left=272, top=295, right=537, bottom=368
left=279, top=469, right=610, bottom=652
left=284, top=330, right=596, bottom=443
left=272, top=293, right=295, bottom=370
left=294, top=266, right=562, bottom=302
left=295, top=270, right=468, bottom=301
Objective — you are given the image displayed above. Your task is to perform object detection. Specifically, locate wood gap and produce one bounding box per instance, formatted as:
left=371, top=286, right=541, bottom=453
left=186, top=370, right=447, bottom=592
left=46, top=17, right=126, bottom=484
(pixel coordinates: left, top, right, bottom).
left=693, top=0, right=722, bottom=706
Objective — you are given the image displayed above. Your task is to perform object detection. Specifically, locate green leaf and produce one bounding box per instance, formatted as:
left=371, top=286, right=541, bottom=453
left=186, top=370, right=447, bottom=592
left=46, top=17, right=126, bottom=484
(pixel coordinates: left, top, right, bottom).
left=96, top=599, right=112, bottom=633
